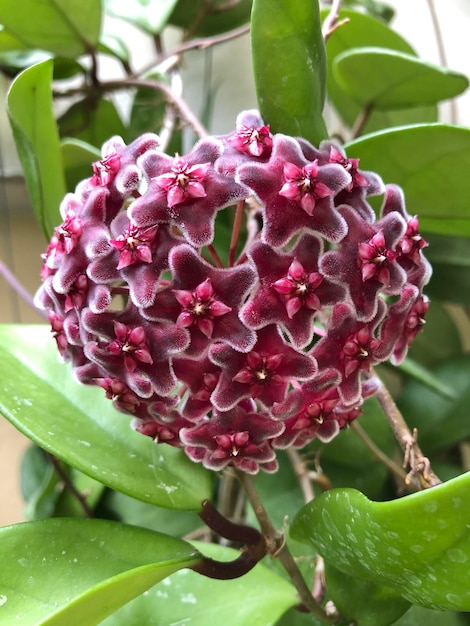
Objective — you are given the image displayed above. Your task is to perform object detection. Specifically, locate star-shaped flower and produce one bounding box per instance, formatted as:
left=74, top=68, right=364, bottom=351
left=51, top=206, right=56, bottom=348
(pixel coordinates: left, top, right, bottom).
left=240, top=234, right=346, bottom=348
left=237, top=134, right=351, bottom=247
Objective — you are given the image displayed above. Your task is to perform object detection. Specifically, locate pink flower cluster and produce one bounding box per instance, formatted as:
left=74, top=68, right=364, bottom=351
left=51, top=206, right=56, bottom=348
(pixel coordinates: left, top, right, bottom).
left=36, top=110, right=430, bottom=474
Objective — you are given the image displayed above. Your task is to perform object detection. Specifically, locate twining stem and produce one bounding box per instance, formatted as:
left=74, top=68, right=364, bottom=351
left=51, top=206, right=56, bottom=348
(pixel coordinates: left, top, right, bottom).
left=372, top=372, right=441, bottom=489
left=235, top=470, right=334, bottom=624
left=228, top=200, right=245, bottom=267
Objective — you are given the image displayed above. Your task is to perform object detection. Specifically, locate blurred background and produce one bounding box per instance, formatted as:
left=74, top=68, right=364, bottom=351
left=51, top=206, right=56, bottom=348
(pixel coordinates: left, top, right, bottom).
left=1, top=0, right=469, bottom=525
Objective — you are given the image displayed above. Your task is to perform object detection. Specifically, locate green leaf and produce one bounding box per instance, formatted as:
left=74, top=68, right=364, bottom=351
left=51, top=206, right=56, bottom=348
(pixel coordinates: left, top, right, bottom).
left=58, top=98, right=126, bottom=149
left=97, top=489, right=201, bottom=536
left=53, top=468, right=106, bottom=518
left=104, top=0, right=179, bottom=34
left=406, top=299, right=463, bottom=367
left=424, top=233, right=470, bottom=304
left=101, top=541, right=298, bottom=626
left=395, top=358, right=455, bottom=400
left=0, top=325, right=213, bottom=511
left=20, top=445, right=61, bottom=520
left=61, top=138, right=100, bottom=191
left=394, top=605, right=469, bottom=625
left=324, top=561, right=411, bottom=626
left=0, top=0, right=101, bottom=58
left=397, top=355, right=470, bottom=453
left=7, top=60, right=66, bottom=238
left=291, top=472, right=470, bottom=611
left=346, top=124, right=470, bottom=237
left=333, top=47, right=468, bottom=110
left=169, top=0, right=252, bottom=37
left=251, top=0, right=328, bottom=144
left=127, top=77, right=167, bottom=140
left=0, top=518, right=200, bottom=625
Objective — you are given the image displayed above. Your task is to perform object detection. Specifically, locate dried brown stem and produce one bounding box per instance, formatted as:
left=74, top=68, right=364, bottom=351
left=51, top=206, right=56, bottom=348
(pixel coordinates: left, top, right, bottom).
left=235, top=471, right=334, bottom=623
left=373, top=373, right=441, bottom=489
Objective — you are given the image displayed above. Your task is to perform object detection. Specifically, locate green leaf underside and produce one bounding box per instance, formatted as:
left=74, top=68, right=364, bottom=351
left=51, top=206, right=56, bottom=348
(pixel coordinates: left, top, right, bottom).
left=0, top=325, right=213, bottom=511
left=0, top=518, right=200, bottom=625
left=333, top=47, right=468, bottom=109
left=0, top=0, right=101, bottom=58
left=291, top=472, right=470, bottom=611
left=101, top=541, right=298, bottom=626
left=7, top=60, right=66, bottom=238
left=398, top=355, right=470, bottom=453
left=251, top=0, right=328, bottom=144
left=324, top=561, right=411, bottom=626
left=346, top=124, right=470, bottom=237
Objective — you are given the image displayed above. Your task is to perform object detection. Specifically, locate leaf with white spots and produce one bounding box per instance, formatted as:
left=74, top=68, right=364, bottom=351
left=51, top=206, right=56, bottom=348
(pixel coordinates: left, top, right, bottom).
left=291, top=472, right=470, bottom=612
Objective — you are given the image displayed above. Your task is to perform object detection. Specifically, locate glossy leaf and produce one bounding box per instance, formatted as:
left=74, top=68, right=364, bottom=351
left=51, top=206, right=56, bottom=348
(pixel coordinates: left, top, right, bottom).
left=0, top=518, right=200, bottom=625
left=104, top=0, right=178, bottom=35
left=394, top=605, right=469, bottom=625
left=346, top=124, right=470, bottom=237
left=407, top=299, right=463, bottom=367
left=0, top=325, right=213, bottom=511
left=324, top=561, right=411, bottom=626
left=424, top=233, right=470, bottom=304
left=251, top=0, right=328, bottom=144
left=7, top=60, right=65, bottom=238
left=398, top=355, right=470, bottom=453
left=58, top=98, right=126, bottom=149
left=101, top=541, right=298, bottom=626
left=61, top=138, right=100, bottom=192
left=169, top=0, right=252, bottom=37
left=323, top=9, right=438, bottom=133
left=291, top=472, right=470, bottom=611
left=333, top=47, right=468, bottom=109
left=0, top=0, right=101, bottom=58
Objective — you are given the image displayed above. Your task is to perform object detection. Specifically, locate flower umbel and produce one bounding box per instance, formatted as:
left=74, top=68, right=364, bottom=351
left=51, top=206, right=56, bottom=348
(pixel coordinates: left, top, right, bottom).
left=35, top=110, right=431, bottom=475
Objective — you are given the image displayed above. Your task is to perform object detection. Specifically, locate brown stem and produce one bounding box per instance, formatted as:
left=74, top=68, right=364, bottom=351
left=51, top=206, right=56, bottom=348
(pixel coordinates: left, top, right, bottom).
left=205, top=244, right=224, bottom=268
left=236, top=471, right=334, bottom=623
left=372, top=373, right=441, bottom=489
left=287, top=448, right=315, bottom=502
left=46, top=453, right=94, bottom=518
left=351, top=103, right=374, bottom=139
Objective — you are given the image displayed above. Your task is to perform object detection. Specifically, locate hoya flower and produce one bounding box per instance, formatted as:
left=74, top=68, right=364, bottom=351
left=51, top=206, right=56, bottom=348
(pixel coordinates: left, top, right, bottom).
left=35, top=110, right=431, bottom=475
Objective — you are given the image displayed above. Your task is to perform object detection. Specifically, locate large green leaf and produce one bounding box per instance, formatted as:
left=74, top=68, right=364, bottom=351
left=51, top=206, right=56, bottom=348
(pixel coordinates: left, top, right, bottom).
left=324, top=561, right=411, bottom=626
left=58, top=98, right=126, bottom=149
left=101, top=541, right=298, bottom=626
left=0, top=518, right=200, bottom=625
left=0, top=0, right=101, bottom=58
left=424, top=233, right=470, bottom=305
left=61, top=138, right=101, bottom=192
left=397, top=355, right=470, bottom=454
left=168, top=0, right=253, bottom=37
left=251, top=0, right=328, bottom=144
left=333, top=47, right=468, bottom=110
left=7, top=60, right=65, bottom=237
left=291, top=472, right=470, bottom=611
left=0, top=325, right=213, bottom=511
left=346, top=124, right=470, bottom=237
left=104, top=0, right=178, bottom=34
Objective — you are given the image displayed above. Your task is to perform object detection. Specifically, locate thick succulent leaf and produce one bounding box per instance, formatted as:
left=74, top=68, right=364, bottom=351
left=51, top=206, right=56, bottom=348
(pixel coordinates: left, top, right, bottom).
left=398, top=355, right=470, bottom=453
left=251, top=0, right=328, bottom=144
left=101, top=541, right=298, bottom=626
left=394, top=605, right=469, bottom=625
left=104, top=0, right=178, bottom=35
left=0, top=518, right=200, bottom=626
left=0, top=0, right=101, bottom=58
left=346, top=124, right=470, bottom=237
left=168, top=0, right=252, bottom=36
left=333, top=47, right=468, bottom=110
left=0, top=325, right=213, bottom=511
left=324, top=561, right=411, bottom=626
left=7, top=60, right=65, bottom=238
left=61, top=138, right=101, bottom=192
left=424, top=233, right=470, bottom=304
left=291, top=472, right=470, bottom=611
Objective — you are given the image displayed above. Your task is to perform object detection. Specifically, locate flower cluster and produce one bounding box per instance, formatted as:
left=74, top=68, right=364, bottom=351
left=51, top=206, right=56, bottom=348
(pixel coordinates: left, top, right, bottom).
left=36, top=110, right=430, bottom=474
